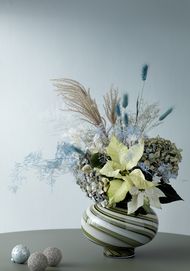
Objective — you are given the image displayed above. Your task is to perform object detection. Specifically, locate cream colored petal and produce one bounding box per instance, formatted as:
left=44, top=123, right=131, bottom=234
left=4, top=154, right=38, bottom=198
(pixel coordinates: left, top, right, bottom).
left=106, top=136, right=127, bottom=163
left=130, top=168, right=145, bottom=180
left=129, top=169, right=155, bottom=189
left=146, top=186, right=165, bottom=198
left=120, top=175, right=133, bottom=185
left=129, top=186, right=139, bottom=196
left=145, top=187, right=165, bottom=209
left=127, top=192, right=144, bottom=214
left=107, top=179, right=132, bottom=205
left=120, top=140, right=144, bottom=170
left=149, top=197, right=162, bottom=209
left=99, top=161, right=121, bottom=178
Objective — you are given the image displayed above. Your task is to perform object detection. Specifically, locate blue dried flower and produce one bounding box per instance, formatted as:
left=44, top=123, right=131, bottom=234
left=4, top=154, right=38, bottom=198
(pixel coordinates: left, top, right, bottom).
left=122, top=94, right=129, bottom=108
left=159, top=107, right=173, bottom=121
left=138, top=162, right=149, bottom=171
left=23, top=152, right=41, bottom=166
left=158, top=163, right=177, bottom=181
left=123, top=113, right=129, bottom=127
left=56, top=142, right=84, bottom=157
left=115, top=103, right=121, bottom=117
left=142, top=64, right=149, bottom=81
left=70, top=145, right=85, bottom=155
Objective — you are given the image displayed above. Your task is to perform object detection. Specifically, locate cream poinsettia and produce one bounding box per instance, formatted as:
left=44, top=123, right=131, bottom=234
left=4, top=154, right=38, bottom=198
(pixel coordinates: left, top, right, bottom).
left=99, top=136, right=165, bottom=214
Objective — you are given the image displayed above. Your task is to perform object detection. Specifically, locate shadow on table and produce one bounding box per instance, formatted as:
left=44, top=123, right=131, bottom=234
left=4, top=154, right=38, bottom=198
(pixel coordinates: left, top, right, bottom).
left=48, top=262, right=86, bottom=270
left=137, top=243, right=190, bottom=263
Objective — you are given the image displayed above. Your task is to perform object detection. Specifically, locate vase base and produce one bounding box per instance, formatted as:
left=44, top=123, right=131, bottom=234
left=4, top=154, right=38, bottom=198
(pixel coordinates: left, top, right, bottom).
left=104, top=247, right=135, bottom=258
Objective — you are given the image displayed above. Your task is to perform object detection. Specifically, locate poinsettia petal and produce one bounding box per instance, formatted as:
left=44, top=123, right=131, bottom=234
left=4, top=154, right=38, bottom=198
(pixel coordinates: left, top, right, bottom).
left=106, top=136, right=126, bottom=164
left=121, top=175, right=133, bottom=185
left=145, top=187, right=165, bottom=209
left=129, top=169, right=155, bottom=189
left=149, top=197, right=162, bottom=209
left=107, top=179, right=132, bottom=205
left=120, top=140, right=144, bottom=170
left=99, top=161, right=121, bottom=178
left=130, top=168, right=145, bottom=180
left=146, top=187, right=165, bottom=198
left=127, top=192, right=144, bottom=214
left=107, top=179, right=122, bottom=204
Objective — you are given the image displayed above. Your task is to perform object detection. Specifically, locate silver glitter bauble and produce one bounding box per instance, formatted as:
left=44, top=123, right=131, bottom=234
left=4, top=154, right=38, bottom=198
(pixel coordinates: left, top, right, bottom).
left=11, top=244, right=30, bottom=264
left=43, top=247, right=62, bottom=266
left=28, top=252, right=48, bottom=271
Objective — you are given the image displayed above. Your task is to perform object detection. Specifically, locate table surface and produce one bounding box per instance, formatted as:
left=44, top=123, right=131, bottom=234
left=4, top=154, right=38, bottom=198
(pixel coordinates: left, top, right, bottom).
left=0, top=229, right=190, bottom=271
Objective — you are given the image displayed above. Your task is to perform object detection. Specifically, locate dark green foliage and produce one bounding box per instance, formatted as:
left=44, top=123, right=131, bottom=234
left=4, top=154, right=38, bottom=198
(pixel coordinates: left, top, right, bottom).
left=116, top=192, right=132, bottom=209
left=134, top=206, right=148, bottom=216
left=142, top=170, right=153, bottom=181
left=90, top=153, right=107, bottom=168
left=159, top=107, right=173, bottom=121
left=158, top=183, right=183, bottom=203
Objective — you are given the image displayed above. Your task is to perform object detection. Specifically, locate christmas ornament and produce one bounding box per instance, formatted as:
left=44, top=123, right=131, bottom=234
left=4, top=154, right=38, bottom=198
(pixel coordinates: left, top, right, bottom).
left=11, top=244, right=30, bottom=264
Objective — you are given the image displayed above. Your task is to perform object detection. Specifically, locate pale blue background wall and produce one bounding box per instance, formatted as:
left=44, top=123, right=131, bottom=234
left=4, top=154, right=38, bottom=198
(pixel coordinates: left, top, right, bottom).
left=0, top=0, right=190, bottom=234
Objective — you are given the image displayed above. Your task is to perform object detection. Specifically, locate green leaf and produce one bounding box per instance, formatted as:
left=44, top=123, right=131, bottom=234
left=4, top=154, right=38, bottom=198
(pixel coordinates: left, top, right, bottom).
left=157, top=183, right=183, bottom=203
left=90, top=153, right=105, bottom=168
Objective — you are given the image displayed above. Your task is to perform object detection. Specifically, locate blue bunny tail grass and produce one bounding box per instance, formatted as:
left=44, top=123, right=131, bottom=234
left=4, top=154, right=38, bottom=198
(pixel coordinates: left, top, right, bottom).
left=142, top=64, right=149, bottom=81
left=71, top=145, right=85, bottom=155
left=124, top=113, right=129, bottom=126
left=159, top=107, right=174, bottom=121
left=115, top=103, right=121, bottom=117
left=122, top=94, right=129, bottom=108
left=135, top=96, right=139, bottom=123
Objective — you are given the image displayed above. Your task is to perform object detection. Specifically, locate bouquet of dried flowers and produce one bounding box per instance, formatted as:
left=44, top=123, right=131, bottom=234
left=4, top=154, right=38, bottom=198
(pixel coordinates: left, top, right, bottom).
left=12, top=65, right=183, bottom=215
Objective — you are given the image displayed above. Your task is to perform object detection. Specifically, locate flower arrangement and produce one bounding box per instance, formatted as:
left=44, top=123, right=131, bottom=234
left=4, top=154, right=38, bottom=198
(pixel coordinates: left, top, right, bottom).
left=12, top=65, right=183, bottom=215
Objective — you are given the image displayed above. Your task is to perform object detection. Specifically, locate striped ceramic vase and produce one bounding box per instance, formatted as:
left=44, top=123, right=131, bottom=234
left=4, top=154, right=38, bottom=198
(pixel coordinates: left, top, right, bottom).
left=81, top=204, right=158, bottom=258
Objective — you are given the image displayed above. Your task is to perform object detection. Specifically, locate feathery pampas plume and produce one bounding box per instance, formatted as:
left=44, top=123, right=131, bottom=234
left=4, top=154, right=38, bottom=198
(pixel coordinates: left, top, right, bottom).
left=53, top=79, right=107, bottom=134
left=103, top=88, right=119, bottom=125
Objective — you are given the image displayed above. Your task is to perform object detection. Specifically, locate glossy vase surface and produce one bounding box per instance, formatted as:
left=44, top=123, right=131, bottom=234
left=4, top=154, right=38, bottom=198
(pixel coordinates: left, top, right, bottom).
left=81, top=204, right=158, bottom=258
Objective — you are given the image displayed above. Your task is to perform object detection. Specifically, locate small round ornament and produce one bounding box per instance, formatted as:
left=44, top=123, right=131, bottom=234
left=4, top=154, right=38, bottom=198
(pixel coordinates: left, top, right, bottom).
left=11, top=244, right=30, bottom=264
left=28, top=252, right=48, bottom=271
left=43, top=247, right=62, bottom=266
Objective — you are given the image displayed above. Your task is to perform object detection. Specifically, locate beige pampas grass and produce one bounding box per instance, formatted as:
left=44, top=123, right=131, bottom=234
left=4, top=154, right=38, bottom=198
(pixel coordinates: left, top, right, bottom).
left=53, top=79, right=106, bottom=132
left=103, top=88, right=119, bottom=125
